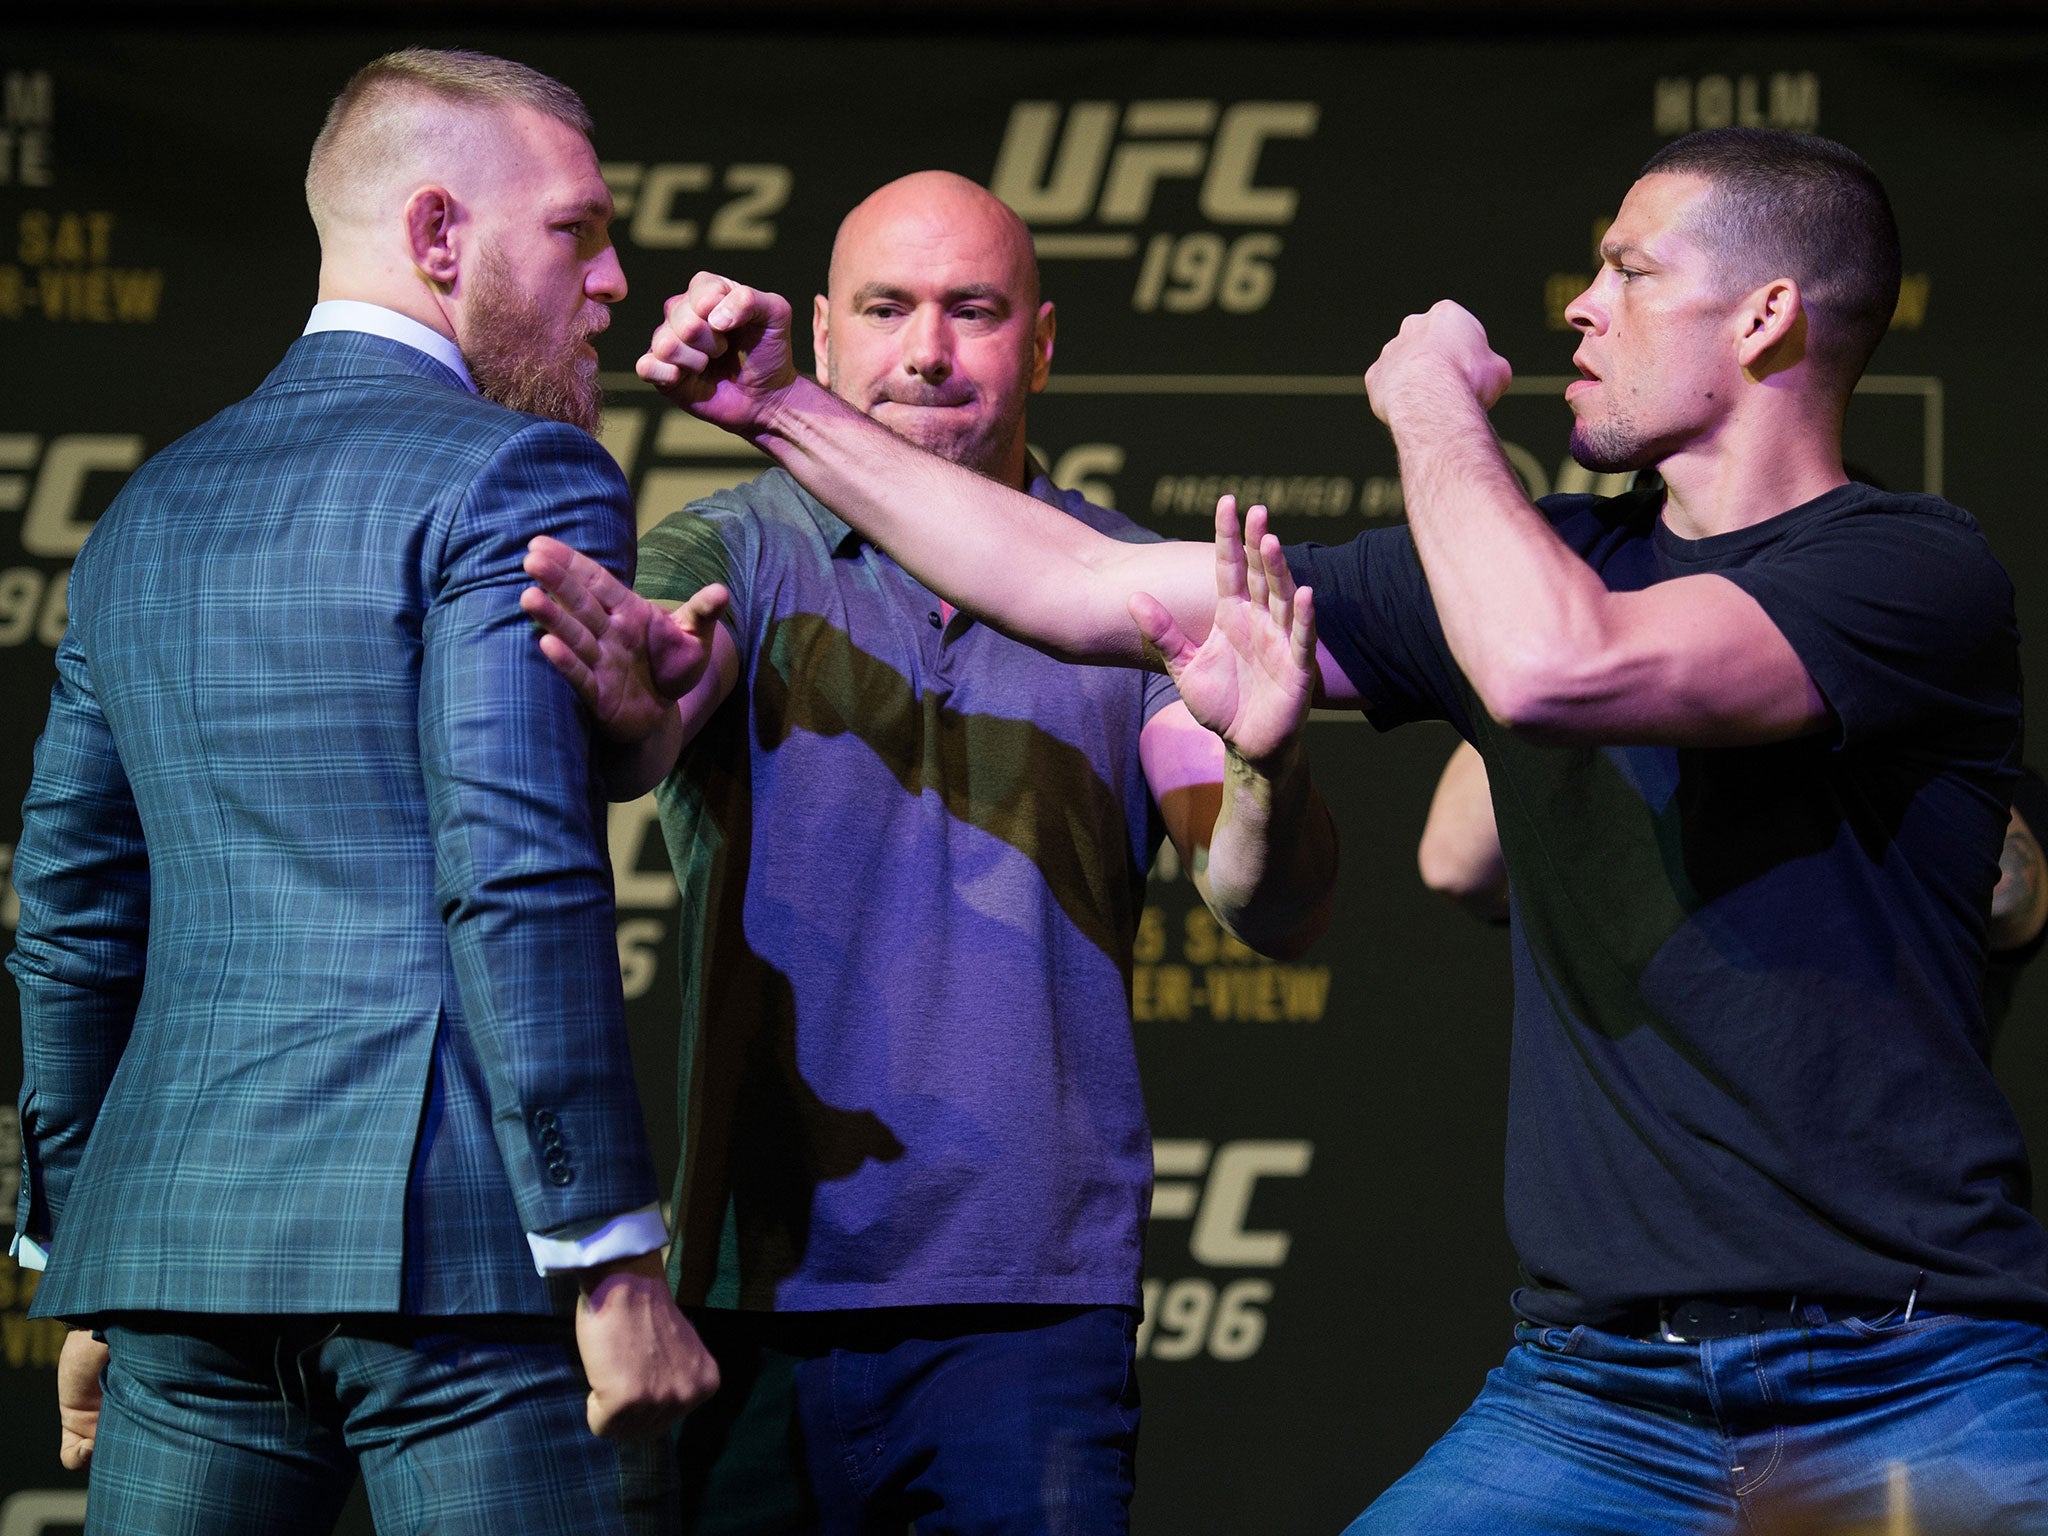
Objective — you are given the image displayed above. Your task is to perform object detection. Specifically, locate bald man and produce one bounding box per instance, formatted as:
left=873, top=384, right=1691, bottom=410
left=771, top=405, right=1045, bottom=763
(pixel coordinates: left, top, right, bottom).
left=522, top=171, right=1335, bottom=1535
left=10, top=49, right=714, bottom=1534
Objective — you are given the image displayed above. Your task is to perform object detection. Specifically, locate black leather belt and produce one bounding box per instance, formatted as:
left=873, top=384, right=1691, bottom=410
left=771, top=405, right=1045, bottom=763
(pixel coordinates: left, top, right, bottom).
left=1625, top=1296, right=1903, bottom=1342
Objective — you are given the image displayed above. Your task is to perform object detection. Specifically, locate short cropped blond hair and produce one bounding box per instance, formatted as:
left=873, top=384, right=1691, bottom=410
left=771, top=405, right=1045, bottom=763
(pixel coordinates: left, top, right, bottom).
left=305, top=48, right=592, bottom=235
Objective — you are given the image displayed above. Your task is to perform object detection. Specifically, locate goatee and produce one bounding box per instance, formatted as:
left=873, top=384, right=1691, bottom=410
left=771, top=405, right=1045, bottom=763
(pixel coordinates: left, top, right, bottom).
left=464, top=247, right=604, bottom=434
left=1568, top=420, right=1657, bottom=476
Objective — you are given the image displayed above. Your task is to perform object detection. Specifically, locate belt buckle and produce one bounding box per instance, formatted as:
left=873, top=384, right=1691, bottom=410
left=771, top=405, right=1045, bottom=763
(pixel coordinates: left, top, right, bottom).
left=1660, top=1300, right=1762, bottom=1342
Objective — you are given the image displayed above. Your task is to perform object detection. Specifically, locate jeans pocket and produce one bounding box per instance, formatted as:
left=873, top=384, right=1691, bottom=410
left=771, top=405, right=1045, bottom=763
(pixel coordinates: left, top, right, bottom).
left=1840, top=1311, right=1970, bottom=1339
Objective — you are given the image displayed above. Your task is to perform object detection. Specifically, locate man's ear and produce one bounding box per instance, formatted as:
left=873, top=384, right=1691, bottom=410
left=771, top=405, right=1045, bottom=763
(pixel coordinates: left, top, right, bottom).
left=1029, top=300, right=1056, bottom=393
left=1736, top=277, right=1806, bottom=380
left=811, top=294, right=832, bottom=387
left=406, top=186, right=461, bottom=293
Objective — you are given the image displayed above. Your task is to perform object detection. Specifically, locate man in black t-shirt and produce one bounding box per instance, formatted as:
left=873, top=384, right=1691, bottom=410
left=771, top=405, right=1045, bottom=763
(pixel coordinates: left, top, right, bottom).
left=1422, top=742, right=2048, bottom=1045
left=578, top=126, right=2048, bottom=1532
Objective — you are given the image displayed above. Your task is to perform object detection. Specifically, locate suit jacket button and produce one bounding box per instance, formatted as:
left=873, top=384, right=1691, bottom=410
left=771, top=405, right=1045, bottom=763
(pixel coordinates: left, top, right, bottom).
left=533, top=1110, right=559, bottom=1130
left=539, top=1127, right=564, bottom=1151
left=548, top=1165, right=574, bottom=1186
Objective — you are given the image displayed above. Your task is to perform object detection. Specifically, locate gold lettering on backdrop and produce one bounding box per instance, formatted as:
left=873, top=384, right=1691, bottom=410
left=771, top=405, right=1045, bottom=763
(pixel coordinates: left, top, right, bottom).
left=1540, top=220, right=1609, bottom=331
left=1545, top=273, right=1589, bottom=331
left=1654, top=78, right=1693, bottom=135
left=1139, top=1139, right=1310, bottom=1361
left=1891, top=274, right=1931, bottom=330
left=992, top=100, right=1313, bottom=313
left=0, top=69, right=54, bottom=186
left=1129, top=905, right=1331, bottom=1024
left=1150, top=473, right=1358, bottom=519
left=2, top=1261, right=65, bottom=1370
left=6, top=209, right=163, bottom=323
left=602, top=162, right=793, bottom=252
left=1651, top=72, right=1820, bottom=135
left=3, top=1309, right=68, bottom=1368
left=1134, top=905, right=1167, bottom=964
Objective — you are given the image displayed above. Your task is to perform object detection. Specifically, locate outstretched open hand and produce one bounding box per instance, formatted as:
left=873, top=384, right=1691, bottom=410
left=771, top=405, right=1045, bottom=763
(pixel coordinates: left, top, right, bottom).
left=521, top=536, right=727, bottom=741
left=1129, top=497, right=1317, bottom=767
left=637, top=273, right=801, bottom=435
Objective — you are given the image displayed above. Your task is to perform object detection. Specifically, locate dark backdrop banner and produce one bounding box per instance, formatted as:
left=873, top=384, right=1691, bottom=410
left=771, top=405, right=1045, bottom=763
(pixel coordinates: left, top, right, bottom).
left=2, top=23, right=2045, bottom=1535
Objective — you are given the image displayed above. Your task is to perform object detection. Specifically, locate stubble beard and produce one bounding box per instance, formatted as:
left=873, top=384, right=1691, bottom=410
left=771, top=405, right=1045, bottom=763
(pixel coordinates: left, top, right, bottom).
left=464, top=246, right=604, bottom=435
left=881, top=408, right=1020, bottom=482
left=1568, top=412, right=1662, bottom=476
left=829, top=344, right=1029, bottom=485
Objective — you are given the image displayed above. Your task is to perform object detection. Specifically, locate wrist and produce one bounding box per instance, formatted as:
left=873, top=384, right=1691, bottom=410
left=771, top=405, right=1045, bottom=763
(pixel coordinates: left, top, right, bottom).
left=1380, top=365, right=1460, bottom=428
left=576, top=1247, right=666, bottom=1298
left=757, top=375, right=863, bottom=461
left=747, top=371, right=813, bottom=451
left=1225, top=731, right=1308, bottom=794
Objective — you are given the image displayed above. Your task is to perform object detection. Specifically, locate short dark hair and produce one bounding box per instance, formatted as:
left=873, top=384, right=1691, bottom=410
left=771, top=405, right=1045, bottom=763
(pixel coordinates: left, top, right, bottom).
left=1641, top=128, right=1900, bottom=391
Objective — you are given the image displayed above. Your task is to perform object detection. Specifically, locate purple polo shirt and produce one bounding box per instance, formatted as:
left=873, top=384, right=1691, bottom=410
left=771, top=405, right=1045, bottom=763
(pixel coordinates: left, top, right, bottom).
left=637, top=466, right=1177, bottom=1311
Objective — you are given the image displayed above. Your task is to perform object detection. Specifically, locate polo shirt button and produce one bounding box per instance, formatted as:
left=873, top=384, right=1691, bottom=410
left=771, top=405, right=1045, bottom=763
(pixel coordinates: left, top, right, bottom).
left=548, top=1165, right=574, bottom=1187
left=928, top=611, right=941, bottom=628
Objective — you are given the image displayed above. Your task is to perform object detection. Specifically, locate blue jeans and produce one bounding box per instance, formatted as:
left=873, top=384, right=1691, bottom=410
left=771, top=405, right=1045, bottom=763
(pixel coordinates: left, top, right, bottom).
left=1347, top=1313, right=2048, bottom=1535
left=794, top=1304, right=1139, bottom=1536
left=625, top=1304, right=1139, bottom=1536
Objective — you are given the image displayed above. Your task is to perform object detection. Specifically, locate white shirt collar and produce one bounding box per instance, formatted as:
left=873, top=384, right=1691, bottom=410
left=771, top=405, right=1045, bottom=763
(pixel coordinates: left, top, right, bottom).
left=303, top=299, right=476, bottom=394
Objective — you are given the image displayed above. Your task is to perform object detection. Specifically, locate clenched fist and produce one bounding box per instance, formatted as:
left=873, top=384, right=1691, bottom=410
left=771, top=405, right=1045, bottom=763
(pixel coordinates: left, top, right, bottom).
left=1364, top=300, right=1513, bottom=425
left=637, top=272, right=800, bottom=436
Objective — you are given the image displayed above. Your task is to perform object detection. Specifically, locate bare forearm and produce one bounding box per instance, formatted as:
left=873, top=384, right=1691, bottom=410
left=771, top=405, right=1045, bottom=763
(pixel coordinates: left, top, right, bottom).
left=1386, top=379, right=1616, bottom=732
left=1392, top=387, right=1824, bottom=745
left=755, top=379, right=1210, bottom=662
left=1199, top=738, right=1337, bottom=959
left=593, top=707, right=684, bottom=801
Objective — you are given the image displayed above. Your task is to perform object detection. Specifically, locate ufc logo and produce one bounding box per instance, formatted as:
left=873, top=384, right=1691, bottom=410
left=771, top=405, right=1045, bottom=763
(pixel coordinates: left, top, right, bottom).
left=0, top=433, right=144, bottom=557
left=990, top=101, right=1318, bottom=227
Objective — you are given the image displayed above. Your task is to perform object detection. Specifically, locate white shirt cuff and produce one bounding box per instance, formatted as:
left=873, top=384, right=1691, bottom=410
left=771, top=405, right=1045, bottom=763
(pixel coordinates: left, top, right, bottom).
left=525, top=1203, right=667, bottom=1275
left=12, top=1215, right=664, bottom=1277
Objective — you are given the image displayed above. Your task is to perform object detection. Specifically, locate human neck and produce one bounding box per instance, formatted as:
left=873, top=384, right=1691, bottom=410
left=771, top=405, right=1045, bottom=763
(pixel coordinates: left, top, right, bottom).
left=978, top=435, right=1032, bottom=494
left=1656, top=394, right=1848, bottom=541
left=315, top=253, right=458, bottom=345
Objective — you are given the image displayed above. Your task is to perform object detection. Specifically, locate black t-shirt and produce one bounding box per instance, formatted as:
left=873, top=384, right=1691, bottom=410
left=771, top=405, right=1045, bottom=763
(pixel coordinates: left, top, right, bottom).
left=1290, top=481, right=2048, bottom=1328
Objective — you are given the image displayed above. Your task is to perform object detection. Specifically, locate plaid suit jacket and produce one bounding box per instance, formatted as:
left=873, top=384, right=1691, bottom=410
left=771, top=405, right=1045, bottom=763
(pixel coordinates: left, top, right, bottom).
left=10, top=330, right=658, bottom=1318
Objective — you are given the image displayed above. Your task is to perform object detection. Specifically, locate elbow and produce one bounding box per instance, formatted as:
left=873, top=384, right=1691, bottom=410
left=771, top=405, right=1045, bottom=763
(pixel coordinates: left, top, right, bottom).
left=1469, top=642, right=1604, bottom=744
left=1416, top=836, right=1484, bottom=903
left=1468, top=650, right=1555, bottom=736
left=1213, top=849, right=1339, bottom=961
left=1226, top=893, right=1332, bottom=962
left=1416, top=839, right=1510, bottom=923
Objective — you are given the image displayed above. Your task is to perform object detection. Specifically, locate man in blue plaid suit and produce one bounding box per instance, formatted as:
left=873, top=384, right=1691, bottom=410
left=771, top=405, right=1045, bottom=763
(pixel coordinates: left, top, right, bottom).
left=8, top=50, right=716, bottom=1533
